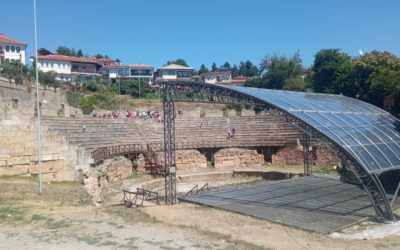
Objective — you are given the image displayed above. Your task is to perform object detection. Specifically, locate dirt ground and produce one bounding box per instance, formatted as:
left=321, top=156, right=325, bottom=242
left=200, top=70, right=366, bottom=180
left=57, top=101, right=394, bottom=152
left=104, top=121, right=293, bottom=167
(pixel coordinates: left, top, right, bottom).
left=1, top=176, right=400, bottom=250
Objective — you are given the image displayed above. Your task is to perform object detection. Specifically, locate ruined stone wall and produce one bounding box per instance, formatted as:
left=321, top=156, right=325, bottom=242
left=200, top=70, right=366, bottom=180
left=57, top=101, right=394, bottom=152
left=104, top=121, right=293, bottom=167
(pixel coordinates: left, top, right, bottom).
left=213, top=148, right=263, bottom=169
left=0, top=117, right=89, bottom=181
left=272, top=145, right=303, bottom=165
left=176, top=150, right=207, bottom=170
left=314, top=145, right=340, bottom=168
left=83, top=156, right=132, bottom=204
left=272, top=144, right=340, bottom=168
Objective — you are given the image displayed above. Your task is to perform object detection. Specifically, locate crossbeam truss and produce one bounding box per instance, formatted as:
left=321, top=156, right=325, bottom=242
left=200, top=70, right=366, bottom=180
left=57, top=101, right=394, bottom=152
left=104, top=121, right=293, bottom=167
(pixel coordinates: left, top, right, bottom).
left=160, top=81, right=397, bottom=219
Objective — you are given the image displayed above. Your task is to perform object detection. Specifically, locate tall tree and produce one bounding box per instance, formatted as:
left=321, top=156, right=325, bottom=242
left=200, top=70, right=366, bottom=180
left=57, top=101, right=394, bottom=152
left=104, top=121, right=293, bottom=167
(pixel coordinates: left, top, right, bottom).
left=211, top=62, right=217, bottom=72
left=76, top=49, right=83, bottom=57
left=56, top=46, right=74, bottom=56
left=312, top=49, right=353, bottom=94
left=231, top=65, right=239, bottom=78
left=246, top=52, right=307, bottom=91
left=198, top=64, right=209, bottom=74
left=165, top=58, right=189, bottom=67
left=222, top=62, right=231, bottom=69
left=353, top=50, right=400, bottom=101
left=238, top=60, right=259, bottom=77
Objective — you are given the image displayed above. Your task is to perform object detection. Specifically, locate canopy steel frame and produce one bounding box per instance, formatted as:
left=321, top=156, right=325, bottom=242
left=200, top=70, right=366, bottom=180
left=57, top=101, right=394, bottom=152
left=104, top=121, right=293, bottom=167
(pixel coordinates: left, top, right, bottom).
left=163, top=83, right=177, bottom=204
left=159, top=81, right=396, bottom=219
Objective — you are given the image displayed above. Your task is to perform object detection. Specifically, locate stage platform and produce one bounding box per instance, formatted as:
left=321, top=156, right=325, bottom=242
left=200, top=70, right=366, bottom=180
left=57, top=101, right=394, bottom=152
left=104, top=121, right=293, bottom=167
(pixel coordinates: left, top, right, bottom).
left=179, top=175, right=375, bottom=234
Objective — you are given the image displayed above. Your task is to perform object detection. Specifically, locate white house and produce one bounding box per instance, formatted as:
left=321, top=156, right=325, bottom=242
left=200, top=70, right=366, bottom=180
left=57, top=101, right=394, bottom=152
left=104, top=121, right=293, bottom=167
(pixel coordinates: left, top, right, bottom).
left=0, top=33, right=27, bottom=65
left=101, top=64, right=154, bottom=84
left=156, top=64, right=193, bottom=82
left=201, top=71, right=232, bottom=84
left=34, top=54, right=101, bottom=82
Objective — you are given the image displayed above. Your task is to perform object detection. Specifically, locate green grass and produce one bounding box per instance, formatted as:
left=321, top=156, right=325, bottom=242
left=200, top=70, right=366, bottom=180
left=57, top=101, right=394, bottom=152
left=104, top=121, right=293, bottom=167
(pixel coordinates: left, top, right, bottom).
left=31, top=214, right=47, bottom=221
left=0, top=206, right=26, bottom=222
left=46, top=218, right=71, bottom=229
left=128, top=171, right=142, bottom=179
left=313, top=167, right=338, bottom=175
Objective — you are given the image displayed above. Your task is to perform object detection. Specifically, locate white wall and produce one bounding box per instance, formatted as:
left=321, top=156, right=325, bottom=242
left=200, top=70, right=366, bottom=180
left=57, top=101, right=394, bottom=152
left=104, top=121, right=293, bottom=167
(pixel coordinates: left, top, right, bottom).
left=1, top=43, right=27, bottom=65
left=38, top=60, right=72, bottom=74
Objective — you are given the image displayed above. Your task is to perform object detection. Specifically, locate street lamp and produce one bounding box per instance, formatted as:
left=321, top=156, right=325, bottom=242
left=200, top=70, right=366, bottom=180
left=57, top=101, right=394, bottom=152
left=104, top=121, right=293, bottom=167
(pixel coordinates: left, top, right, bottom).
left=33, top=0, right=42, bottom=194
left=138, top=66, right=141, bottom=99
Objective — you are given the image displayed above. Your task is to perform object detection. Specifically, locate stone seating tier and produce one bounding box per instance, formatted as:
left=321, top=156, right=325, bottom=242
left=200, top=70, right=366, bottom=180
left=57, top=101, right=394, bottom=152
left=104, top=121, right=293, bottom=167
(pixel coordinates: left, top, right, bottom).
left=42, top=115, right=302, bottom=151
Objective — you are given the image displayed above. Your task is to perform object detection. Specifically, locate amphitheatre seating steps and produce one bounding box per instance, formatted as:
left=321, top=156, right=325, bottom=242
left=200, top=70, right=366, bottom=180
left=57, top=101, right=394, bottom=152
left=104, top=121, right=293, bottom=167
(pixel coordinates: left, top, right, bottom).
left=41, top=115, right=302, bottom=153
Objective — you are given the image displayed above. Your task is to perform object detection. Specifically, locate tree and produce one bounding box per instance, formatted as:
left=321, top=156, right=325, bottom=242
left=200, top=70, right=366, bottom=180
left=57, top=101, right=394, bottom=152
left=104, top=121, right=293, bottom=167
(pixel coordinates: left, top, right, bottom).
left=311, top=49, right=353, bottom=95
left=56, top=46, right=76, bottom=56
left=94, top=53, right=104, bottom=59
left=246, top=52, right=309, bottom=91
left=1, top=60, right=27, bottom=84
left=76, top=49, right=83, bottom=57
left=211, top=62, right=217, bottom=72
left=353, top=50, right=400, bottom=101
left=238, top=60, right=259, bottom=77
left=165, top=58, right=189, bottom=67
left=231, top=65, right=239, bottom=78
left=198, top=64, right=209, bottom=75
left=222, top=62, right=231, bottom=69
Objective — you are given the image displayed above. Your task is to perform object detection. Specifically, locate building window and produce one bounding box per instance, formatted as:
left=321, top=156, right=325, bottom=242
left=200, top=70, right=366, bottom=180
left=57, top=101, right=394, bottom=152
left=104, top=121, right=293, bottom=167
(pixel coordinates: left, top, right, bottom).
left=5, top=45, right=10, bottom=52
left=177, top=71, right=190, bottom=78
left=11, top=46, right=15, bottom=52
left=163, top=70, right=176, bottom=76
left=16, top=47, right=20, bottom=53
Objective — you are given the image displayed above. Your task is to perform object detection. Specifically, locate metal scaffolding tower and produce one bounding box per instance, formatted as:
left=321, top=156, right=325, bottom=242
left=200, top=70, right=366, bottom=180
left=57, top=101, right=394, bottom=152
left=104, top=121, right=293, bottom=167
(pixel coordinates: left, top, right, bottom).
left=163, top=83, right=177, bottom=204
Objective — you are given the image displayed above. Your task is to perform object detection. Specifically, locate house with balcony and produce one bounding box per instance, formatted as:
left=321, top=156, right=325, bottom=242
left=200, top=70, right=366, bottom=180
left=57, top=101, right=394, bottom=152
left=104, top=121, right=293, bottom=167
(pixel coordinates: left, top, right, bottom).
left=100, top=64, right=154, bottom=84
left=156, top=64, right=193, bottom=82
left=34, top=54, right=101, bottom=82
left=0, top=33, right=27, bottom=65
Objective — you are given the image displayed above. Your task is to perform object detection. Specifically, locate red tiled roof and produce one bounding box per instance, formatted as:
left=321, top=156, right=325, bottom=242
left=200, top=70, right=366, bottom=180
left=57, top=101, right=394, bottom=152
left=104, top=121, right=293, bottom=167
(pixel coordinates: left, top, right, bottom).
left=104, top=64, right=153, bottom=69
left=96, top=58, right=114, bottom=62
left=231, top=76, right=249, bottom=84
left=0, top=33, right=27, bottom=46
left=34, top=54, right=98, bottom=64
left=200, top=71, right=231, bottom=77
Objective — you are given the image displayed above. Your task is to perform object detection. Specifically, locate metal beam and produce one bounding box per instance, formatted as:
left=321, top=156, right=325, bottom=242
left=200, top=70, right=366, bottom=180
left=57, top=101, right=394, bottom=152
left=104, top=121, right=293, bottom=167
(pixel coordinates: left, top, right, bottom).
left=163, top=83, right=177, bottom=205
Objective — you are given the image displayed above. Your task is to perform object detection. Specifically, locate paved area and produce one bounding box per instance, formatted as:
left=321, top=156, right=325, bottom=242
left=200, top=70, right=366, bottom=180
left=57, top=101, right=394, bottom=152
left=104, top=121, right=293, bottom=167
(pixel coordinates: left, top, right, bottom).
left=179, top=175, right=375, bottom=234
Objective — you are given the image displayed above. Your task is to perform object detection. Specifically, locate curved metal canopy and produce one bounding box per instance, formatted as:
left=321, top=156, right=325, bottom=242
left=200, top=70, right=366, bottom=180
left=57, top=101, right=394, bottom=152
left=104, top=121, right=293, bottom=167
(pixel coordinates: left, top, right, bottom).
left=220, top=85, right=400, bottom=175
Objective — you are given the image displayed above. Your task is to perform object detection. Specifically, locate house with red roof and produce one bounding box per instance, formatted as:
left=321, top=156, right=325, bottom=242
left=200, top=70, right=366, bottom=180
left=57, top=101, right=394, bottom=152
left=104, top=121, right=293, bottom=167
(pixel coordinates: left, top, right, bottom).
left=33, top=54, right=101, bottom=82
left=0, top=33, right=27, bottom=65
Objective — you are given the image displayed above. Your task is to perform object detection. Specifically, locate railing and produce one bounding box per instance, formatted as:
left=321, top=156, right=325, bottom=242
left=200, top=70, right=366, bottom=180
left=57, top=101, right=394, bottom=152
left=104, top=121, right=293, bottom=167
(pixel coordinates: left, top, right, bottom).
left=185, top=183, right=209, bottom=196
left=122, top=188, right=160, bottom=207
left=91, top=140, right=285, bottom=165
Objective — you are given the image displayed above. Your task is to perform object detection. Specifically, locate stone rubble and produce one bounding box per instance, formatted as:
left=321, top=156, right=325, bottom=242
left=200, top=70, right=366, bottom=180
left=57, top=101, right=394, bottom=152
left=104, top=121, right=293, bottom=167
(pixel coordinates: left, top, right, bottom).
left=83, top=156, right=132, bottom=204
left=213, top=148, right=263, bottom=169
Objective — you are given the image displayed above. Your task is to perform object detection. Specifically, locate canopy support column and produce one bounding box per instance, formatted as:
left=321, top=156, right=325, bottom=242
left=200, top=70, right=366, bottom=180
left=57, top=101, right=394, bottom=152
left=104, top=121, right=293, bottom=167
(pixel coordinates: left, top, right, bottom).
left=347, top=163, right=393, bottom=220
left=163, top=83, right=177, bottom=205
left=303, top=127, right=313, bottom=176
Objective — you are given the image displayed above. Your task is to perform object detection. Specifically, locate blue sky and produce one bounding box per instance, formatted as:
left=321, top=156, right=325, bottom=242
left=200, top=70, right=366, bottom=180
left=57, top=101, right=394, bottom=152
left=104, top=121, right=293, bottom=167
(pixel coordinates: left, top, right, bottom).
left=1, top=0, right=399, bottom=69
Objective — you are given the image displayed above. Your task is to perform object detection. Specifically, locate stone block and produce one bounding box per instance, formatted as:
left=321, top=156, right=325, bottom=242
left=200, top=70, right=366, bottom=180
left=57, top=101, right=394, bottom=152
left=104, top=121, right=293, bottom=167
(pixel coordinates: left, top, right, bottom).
left=241, top=109, right=255, bottom=116
left=29, top=159, right=64, bottom=174
left=205, top=109, right=223, bottom=117
left=30, top=153, right=59, bottom=162
left=10, top=156, right=30, bottom=165
left=0, top=160, right=7, bottom=166
left=0, top=164, right=29, bottom=176
left=227, top=110, right=237, bottom=117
